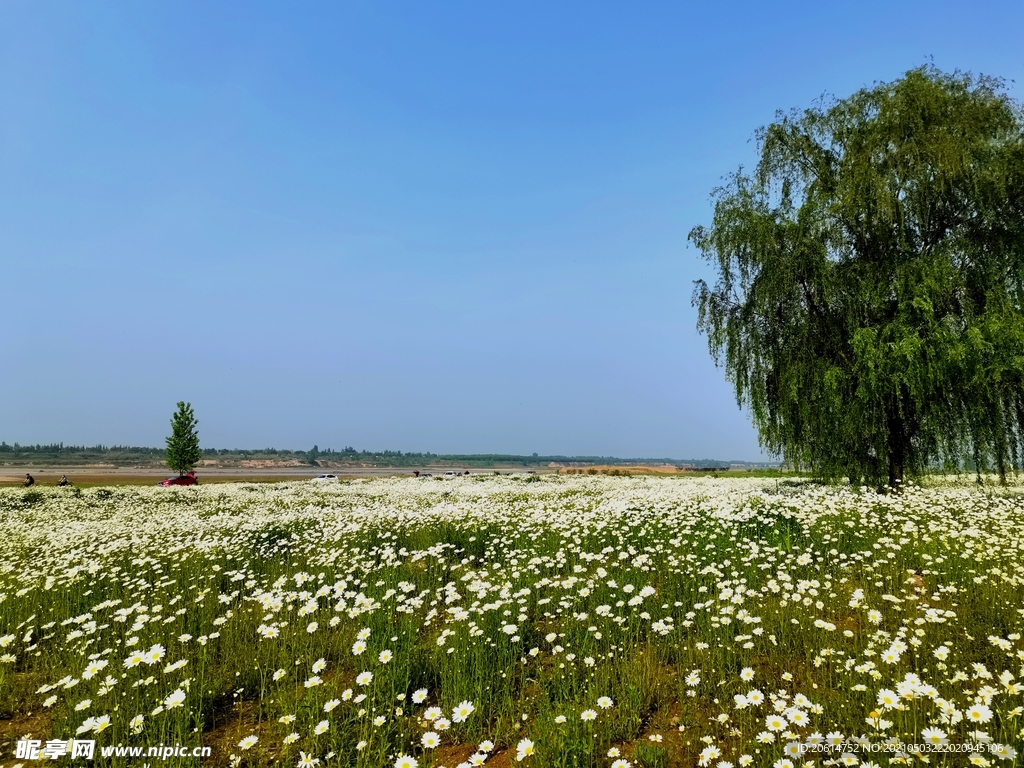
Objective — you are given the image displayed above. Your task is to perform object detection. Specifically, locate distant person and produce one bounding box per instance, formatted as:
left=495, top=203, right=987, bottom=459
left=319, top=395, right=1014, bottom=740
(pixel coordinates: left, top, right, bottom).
left=24, top=473, right=34, bottom=487
left=58, top=475, right=71, bottom=487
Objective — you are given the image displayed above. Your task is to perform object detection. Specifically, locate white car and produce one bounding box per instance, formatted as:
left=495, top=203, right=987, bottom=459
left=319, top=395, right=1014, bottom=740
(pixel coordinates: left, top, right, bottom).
left=441, top=471, right=460, bottom=479
left=312, top=474, right=339, bottom=483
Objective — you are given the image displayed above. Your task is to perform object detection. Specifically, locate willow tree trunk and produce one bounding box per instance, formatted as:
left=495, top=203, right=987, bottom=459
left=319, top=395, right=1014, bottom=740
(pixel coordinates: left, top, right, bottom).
left=887, top=414, right=906, bottom=489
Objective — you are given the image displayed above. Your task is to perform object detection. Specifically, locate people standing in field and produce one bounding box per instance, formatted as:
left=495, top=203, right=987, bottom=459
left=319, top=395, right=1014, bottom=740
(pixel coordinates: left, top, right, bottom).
left=58, top=475, right=71, bottom=486
left=24, top=473, right=34, bottom=487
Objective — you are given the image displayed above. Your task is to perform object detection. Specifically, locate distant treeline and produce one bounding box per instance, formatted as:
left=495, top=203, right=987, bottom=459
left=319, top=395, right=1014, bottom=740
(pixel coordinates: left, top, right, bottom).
left=0, top=443, right=165, bottom=466
left=0, top=442, right=768, bottom=469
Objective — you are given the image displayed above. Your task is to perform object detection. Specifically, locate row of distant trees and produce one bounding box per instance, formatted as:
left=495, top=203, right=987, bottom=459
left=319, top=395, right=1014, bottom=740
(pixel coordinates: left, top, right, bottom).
left=0, top=443, right=164, bottom=454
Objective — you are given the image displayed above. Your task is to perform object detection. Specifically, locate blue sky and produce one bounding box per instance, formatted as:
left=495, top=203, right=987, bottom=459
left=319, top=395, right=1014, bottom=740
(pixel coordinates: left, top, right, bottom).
left=2, top=1, right=1021, bottom=459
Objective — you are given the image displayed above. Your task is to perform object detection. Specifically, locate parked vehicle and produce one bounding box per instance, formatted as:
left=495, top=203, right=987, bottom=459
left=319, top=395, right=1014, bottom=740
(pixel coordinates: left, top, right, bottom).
left=159, top=472, right=198, bottom=487
left=441, top=471, right=460, bottom=479
left=312, top=474, right=339, bottom=483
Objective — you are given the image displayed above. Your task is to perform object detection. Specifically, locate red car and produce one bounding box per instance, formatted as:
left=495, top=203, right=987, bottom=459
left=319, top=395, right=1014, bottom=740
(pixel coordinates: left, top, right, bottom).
left=159, top=472, right=198, bottom=487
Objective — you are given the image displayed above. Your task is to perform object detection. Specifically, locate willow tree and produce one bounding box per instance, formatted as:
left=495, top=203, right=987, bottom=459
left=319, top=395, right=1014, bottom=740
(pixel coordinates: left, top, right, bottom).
left=689, top=67, right=1024, bottom=486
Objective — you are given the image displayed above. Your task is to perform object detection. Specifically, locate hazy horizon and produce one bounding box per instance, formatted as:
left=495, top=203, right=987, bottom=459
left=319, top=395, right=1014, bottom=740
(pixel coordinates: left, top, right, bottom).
left=0, top=440, right=777, bottom=465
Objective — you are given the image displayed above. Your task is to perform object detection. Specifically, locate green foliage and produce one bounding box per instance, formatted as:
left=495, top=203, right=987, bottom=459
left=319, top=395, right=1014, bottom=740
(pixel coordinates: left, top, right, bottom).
left=165, top=401, right=201, bottom=476
left=20, top=490, right=43, bottom=506
left=690, top=66, right=1024, bottom=486
left=635, top=742, right=669, bottom=768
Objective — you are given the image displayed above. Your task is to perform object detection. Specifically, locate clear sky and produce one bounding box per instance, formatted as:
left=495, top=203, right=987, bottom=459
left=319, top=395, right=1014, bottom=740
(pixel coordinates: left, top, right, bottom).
left=2, top=1, right=1021, bottom=459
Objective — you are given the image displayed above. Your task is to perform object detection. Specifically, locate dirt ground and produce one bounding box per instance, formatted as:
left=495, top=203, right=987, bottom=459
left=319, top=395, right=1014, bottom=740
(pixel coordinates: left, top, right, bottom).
left=0, top=465, right=558, bottom=487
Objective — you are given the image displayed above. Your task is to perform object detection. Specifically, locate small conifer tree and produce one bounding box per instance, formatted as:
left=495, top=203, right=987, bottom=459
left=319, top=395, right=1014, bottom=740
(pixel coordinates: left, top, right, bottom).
left=166, top=401, right=201, bottom=475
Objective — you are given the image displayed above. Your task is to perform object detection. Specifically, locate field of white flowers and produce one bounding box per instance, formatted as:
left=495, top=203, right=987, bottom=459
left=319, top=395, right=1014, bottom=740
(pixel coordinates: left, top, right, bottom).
left=1, top=475, right=1022, bottom=768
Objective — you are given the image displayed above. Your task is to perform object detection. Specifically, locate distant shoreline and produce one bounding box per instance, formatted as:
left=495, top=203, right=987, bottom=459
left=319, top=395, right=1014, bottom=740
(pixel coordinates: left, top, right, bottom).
left=0, top=444, right=779, bottom=471
left=0, top=465, right=513, bottom=486
left=0, top=463, right=788, bottom=487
